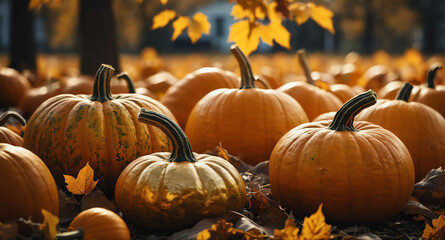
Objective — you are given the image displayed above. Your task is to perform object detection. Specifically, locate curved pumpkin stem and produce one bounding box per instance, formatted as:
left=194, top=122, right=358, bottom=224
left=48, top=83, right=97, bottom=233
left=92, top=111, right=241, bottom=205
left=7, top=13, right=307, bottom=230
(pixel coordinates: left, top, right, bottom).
left=0, top=111, right=26, bottom=126
left=138, top=109, right=197, bottom=162
left=231, top=45, right=256, bottom=89
left=395, top=83, right=413, bottom=102
left=297, top=49, right=315, bottom=85
left=255, top=77, right=270, bottom=89
left=116, top=72, right=136, bottom=93
left=90, top=64, right=115, bottom=102
left=56, top=228, right=84, bottom=240
left=328, top=90, right=377, bottom=132
left=426, top=63, right=442, bottom=89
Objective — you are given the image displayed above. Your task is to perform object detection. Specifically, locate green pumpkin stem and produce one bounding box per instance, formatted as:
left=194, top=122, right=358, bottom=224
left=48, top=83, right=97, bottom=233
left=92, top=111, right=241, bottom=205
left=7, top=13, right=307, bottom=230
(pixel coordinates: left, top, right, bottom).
left=90, top=64, right=115, bottom=102
left=230, top=45, right=256, bottom=89
left=426, top=63, right=442, bottom=89
left=328, top=90, right=377, bottom=131
left=116, top=72, right=136, bottom=93
left=0, top=111, right=26, bottom=126
left=56, top=228, right=84, bottom=240
left=395, top=83, right=413, bottom=102
left=297, top=49, right=315, bottom=85
left=138, top=109, right=197, bottom=162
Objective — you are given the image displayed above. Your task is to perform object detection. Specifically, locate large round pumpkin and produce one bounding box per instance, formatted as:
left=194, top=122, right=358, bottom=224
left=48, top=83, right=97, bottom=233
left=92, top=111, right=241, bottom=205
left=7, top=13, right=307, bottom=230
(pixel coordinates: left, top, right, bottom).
left=23, top=64, right=176, bottom=194
left=0, top=111, right=26, bottom=146
left=0, top=66, right=31, bottom=107
left=115, top=109, right=246, bottom=232
left=277, top=50, right=343, bottom=121
left=161, top=67, right=239, bottom=129
left=356, top=83, right=445, bottom=181
left=0, top=143, right=58, bottom=222
left=60, top=207, right=130, bottom=240
left=269, top=90, right=415, bottom=223
left=185, top=46, right=308, bottom=165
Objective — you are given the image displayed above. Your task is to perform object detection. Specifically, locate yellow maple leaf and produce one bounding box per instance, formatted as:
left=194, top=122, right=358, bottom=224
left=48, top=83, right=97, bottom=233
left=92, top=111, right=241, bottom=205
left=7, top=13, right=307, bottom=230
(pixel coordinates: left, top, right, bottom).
left=231, top=3, right=266, bottom=21
left=63, top=162, right=98, bottom=195
left=188, top=12, right=211, bottom=44
left=171, top=16, right=189, bottom=41
left=228, top=20, right=261, bottom=56
left=289, top=2, right=335, bottom=34
left=299, top=204, right=331, bottom=240
left=274, top=219, right=300, bottom=240
left=152, top=10, right=176, bottom=30
left=39, top=209, right=59, bottom=240
left=423, top=215, right=445, bottom=239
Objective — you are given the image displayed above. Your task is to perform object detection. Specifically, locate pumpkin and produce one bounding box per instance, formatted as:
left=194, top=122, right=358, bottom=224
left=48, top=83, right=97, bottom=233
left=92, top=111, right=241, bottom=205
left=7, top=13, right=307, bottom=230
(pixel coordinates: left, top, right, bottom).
left=116, top=72, right=157, bottom=99
left=269, top=90, right=415, bottom=223
left=185, top=46, right=308, bottom=165
left=137, top=71, right=177, bottom=99
left=356, top=83, right=445, bottom=181
left=115, top=109, right=246, bottom=232
left=329, top=84, right=360, bottom=103
left=0, top=143, right=58, bottom=222
left=277, top=50, right=343, bottom=121
left=377, top=80, right=406, bottom=100
left=411, top=63, right=445, bottom=118
left=23, top=64, right=176, bottom=194
left=58, top=207, right=130, bottom=240
left=0, top=111, right=26, bottom=146
left=19, top=78, right=63, bottom=118
left=357, top=65, right=390, bottom=92
left=0, top=66, right=31, bottom=107
left=161, top=67, right=239, bottom=129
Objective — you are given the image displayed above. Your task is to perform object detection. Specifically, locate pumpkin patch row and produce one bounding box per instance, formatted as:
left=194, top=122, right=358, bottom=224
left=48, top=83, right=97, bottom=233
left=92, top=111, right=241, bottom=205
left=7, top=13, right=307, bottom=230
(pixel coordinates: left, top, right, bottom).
left=0, top=46, right=444, bottom=236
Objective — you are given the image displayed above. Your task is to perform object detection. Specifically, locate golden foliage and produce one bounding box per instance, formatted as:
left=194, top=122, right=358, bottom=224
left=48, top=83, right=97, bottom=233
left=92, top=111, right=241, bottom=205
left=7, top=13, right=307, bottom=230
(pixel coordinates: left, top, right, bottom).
left=63, top=162, right=98, bottom=195
left=152, top=10, right=177, bottom=29
left=274, top=219, right=300, bottom=240
left=423, top=215, right=445, bottom=240
left=39, top=209, right=59, bottom=240
left=196, top=219, right=266, bottom=240
left=289, top=2, right=335, bottom=34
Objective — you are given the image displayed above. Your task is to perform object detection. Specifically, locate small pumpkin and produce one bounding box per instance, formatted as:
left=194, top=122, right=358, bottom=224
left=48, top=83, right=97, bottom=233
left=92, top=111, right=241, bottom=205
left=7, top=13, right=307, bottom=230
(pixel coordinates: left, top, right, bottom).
left=0, top=66, right=31, bottom=107
left=357, top=83, right=445, bottom=181
left=23, top=64, right=176, bottom=194
left=161, top=67, right=239, bottom=129
left=269, top=90, right=415, bottom=223
left=411, top=63, right=445, bottom=118
left=19, top=78, right=63, bottom=118
left=57, top=207, right=130, bottom=240
left=185, top=46, right=308, bottom=165
left=0, top=143, right=58, bottom=222
left=116, top=72, right=157, bottom=99
left=0, top=111, right=26, bottom=146
left=115, top=109, right=246, bottom=232
left=277, top=49, right=343, bottom=121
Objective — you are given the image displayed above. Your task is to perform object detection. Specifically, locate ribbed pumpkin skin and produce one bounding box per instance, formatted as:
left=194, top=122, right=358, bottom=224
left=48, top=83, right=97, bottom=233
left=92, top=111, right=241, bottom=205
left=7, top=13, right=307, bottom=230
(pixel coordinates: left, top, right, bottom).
left=68, top=208, right=130, bottom=240
left=269, top=120, right=414, bottom=223
left=330, top=84, right=360, bottom=103
left=161, top=67, right=239, bottom=129
left=356, top=100, right=445, bottom=181
left=23, top=93, right=174, bottom=192
left=0, top=67, right=31, bottom=107
left=115, top=153, right=246, bottom=231
left=0, top=128, right=22, bottom=146
left=411, top=86, right=445, bottom=118
left=0, top=144, right=59, bottom=222
left=186, top=89, right=308, bottom=165
left=278, top=81, right=343, bottom=121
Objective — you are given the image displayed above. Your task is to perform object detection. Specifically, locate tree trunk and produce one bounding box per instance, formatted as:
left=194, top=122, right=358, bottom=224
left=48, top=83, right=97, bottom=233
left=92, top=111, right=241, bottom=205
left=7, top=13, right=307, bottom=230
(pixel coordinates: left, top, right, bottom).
left=79, top=0, right=120, bottom=76
left=9, top=0, right=36, bottom=72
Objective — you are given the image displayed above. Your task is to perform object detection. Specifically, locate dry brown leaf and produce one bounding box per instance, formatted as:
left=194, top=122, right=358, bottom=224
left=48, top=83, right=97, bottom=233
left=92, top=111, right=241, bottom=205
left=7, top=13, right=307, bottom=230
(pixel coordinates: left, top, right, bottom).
left=80, top=190, right=116, bottom=212
left=152, top=10, right=177, bottom=30
left=63, top=162, right=98, bottom=195
left=423, top=215, right=445, bottom=240
left=58, top=189, right=79, bottom=224
left=299, top=204, right=331, bottom=240
left=413, top=167, right=445, bottom=207
left=39, top=209, right=59, bottom=240
left=274, top=219, right=300, bottom=240
left=196, top=219, right=234, bottom=240
left=0, top=222, right=18, bottom=240
left=206, top=145, right=251, bottom=172
left=248, top=189, right=270, bottom=215
left=403, top=199, right=436, bottom=225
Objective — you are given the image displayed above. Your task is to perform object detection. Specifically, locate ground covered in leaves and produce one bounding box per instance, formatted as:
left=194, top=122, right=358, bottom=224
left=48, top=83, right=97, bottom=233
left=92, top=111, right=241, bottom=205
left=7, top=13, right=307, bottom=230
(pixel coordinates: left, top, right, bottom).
left=1, top=146, right=444, bottom=240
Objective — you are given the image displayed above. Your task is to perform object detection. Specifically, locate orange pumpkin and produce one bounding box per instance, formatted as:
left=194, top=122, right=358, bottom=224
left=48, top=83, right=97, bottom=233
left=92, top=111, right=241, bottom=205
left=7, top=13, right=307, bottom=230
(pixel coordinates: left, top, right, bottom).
left=411, top=63, right=445, bottom=118
left=60, top=208, right=130, bottom=240
left=329, top=84, right=360, bottom=103
left=0, top=66, right=31, bottom=107
left=277, top=50, right=342, bottom=121
left=269, top=90, right=415, bottom=223
left=23, top=64, right=175, bottom=194
left=357, top=83, right=445, bottom=181
left=0, top=143, right=58, bottom=222
left=0, top=111, right=26, bottom=146
left=161, top=67, right=239, bottom=129
left=19, top=79, right=64, bottom=118
left=185, top=46, right=308, bottom=165
left=115, top=109, right=246, bottom=232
